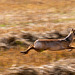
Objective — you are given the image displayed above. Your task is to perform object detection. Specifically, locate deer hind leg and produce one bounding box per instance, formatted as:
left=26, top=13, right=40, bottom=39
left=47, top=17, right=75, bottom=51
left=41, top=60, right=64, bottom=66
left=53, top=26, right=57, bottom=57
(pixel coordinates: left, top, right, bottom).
left=20, top=45, right=34, bottom=54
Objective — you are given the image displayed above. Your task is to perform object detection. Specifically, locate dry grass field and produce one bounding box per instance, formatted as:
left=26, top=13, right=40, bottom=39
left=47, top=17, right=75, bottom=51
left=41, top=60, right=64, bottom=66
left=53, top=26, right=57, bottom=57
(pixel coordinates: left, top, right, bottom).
left=0, top=0, right=75, bottom=73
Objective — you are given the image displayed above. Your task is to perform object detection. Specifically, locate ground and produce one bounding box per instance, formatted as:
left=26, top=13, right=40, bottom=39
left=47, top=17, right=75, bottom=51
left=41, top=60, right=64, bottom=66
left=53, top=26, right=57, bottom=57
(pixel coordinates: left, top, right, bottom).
left=0, top=0, right=75, bottom=72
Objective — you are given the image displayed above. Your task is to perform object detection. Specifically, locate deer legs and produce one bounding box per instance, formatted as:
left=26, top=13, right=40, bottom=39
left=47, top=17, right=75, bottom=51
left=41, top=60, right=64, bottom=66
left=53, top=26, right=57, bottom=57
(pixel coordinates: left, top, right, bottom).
left=20, top=45, right=34, bottom=54
left=67, top=46, right=75, bottom=51
left=21, top=48, right=31, bottom=54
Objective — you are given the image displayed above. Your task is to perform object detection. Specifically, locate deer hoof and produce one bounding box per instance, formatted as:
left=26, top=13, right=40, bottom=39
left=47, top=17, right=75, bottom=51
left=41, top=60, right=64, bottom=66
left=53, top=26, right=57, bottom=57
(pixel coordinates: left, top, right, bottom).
left=20, top=51, right=28, bottom=54
left=68, top=49, right=72, bottom=52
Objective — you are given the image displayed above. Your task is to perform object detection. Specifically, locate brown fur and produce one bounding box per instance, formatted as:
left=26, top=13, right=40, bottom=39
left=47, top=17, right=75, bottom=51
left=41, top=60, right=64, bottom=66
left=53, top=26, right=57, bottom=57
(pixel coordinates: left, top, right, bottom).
left=21, top=29, right=75, bottom=54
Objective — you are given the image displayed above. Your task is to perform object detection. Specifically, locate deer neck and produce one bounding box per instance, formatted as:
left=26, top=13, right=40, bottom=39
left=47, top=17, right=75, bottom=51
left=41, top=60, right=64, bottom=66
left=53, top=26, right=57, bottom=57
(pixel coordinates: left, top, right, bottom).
left=65, top=32, right=74, bottom=43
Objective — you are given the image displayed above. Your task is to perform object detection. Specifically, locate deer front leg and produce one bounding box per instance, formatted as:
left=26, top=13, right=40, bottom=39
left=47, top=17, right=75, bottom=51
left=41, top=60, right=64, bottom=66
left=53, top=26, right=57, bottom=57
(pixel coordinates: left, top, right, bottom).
left=21, top=49, right=30, bottom=54
left=67, top=46, right=75, bottom=52
left=20, top=45, right=34, bottom=54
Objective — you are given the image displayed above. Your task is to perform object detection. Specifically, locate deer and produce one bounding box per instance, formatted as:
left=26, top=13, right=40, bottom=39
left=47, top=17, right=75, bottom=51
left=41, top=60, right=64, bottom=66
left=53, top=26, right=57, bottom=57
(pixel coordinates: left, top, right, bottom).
left=20, top=29, right=75, bottom=54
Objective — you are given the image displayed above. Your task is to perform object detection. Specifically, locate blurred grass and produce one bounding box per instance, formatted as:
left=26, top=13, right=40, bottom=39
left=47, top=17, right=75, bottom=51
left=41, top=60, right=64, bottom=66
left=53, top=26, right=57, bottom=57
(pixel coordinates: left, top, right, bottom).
left=0, top=43, right=75, bottom=72
left=52, top=18, right=75, bottom=23
left=0, top=0, right=75, bottom=72
left=0, top=25, right=6, bottom=27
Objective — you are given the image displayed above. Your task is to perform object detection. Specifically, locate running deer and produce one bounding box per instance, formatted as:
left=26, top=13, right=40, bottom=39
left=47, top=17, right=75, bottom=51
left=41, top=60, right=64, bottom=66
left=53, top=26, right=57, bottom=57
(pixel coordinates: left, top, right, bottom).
left=21, top=29, right=75, bottom=54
